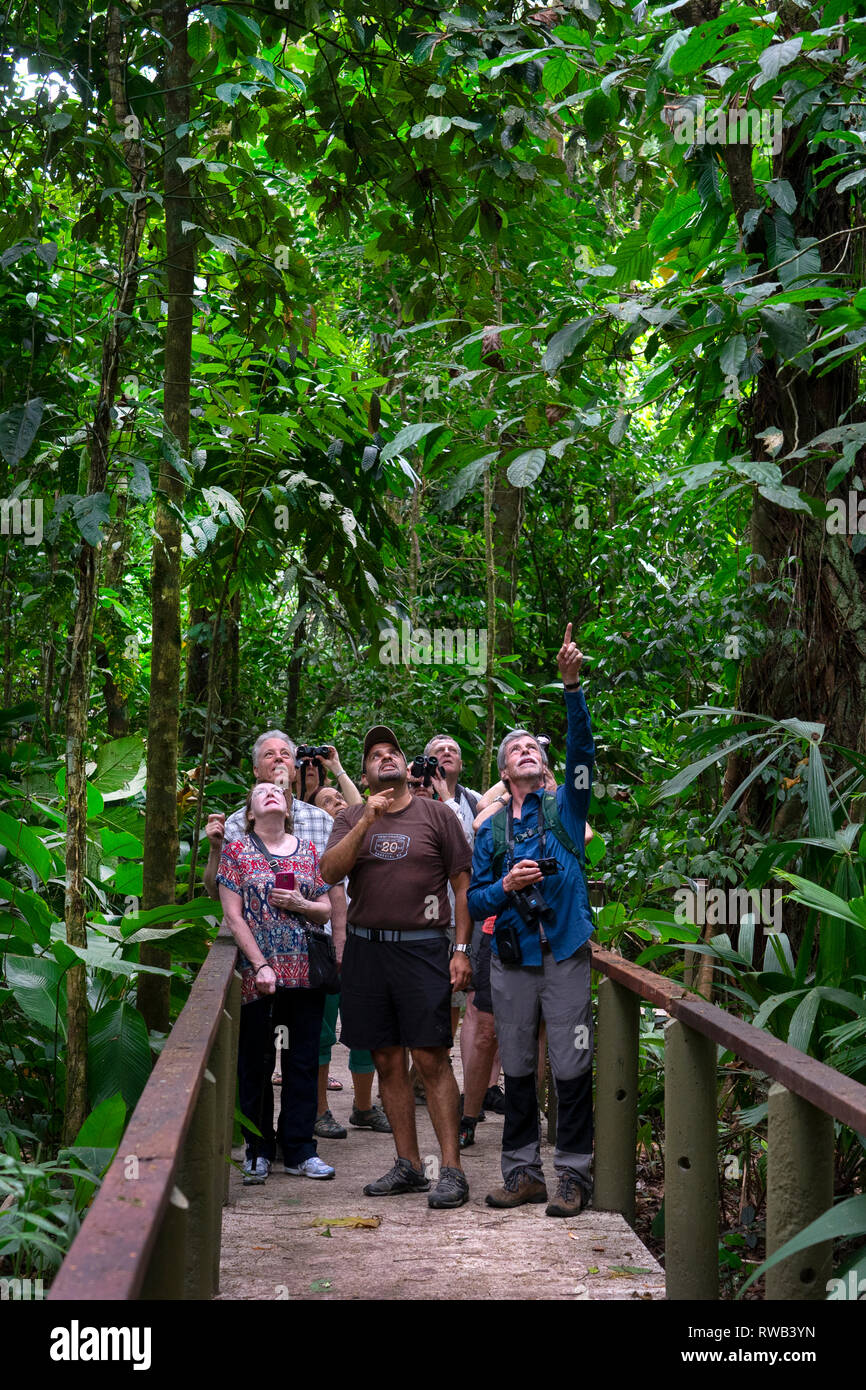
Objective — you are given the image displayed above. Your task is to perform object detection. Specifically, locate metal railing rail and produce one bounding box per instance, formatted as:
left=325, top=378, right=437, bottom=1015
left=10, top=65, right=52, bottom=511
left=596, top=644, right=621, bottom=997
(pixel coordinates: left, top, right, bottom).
left=591, top=942, right=866, bottom=1300
left=48, top=925, right=240, bottom=1302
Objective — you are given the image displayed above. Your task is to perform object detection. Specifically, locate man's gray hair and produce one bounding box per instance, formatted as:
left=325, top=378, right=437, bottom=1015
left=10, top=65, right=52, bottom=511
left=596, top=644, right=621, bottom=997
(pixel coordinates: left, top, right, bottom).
left=252, top=730, right=296, bottom=769
left=424, top=733, right=461, bottom=759
left=497, top=730, right=548, bottom=773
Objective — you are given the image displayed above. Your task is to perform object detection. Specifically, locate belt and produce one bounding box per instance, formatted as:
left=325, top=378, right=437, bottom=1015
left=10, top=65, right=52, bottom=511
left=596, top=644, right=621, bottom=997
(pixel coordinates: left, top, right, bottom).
left=347, top=924, right=444, bottom=943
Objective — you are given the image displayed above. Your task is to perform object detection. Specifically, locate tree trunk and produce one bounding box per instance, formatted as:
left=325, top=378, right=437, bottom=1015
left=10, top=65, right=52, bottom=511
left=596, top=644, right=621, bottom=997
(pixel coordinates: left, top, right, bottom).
left=62, top=5, right=148, bottom=1142
left=182, top=594, right=212, bottom=756
left=139, top=0, right=193, bottom=1030
left=284, top=608, right=306, bottom=735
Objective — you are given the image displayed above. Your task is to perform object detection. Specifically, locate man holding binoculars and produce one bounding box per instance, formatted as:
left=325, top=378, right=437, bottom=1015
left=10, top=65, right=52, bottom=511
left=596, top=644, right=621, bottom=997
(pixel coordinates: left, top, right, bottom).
left=468, top=624, right=595, bottom=1217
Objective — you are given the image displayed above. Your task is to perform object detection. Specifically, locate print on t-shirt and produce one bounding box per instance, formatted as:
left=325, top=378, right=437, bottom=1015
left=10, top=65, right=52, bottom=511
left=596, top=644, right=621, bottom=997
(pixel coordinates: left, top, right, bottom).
left=369, top=831, right=410, bottom=860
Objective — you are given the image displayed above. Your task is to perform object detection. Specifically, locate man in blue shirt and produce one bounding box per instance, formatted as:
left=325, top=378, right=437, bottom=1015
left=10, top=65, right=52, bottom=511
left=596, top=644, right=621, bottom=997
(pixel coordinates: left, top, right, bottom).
left=468, top=624, right=594, bottom=1216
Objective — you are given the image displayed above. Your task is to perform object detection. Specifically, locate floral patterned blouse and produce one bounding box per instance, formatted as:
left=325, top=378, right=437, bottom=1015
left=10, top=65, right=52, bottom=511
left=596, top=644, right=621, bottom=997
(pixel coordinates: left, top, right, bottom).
left=217, top=833, right=328, bottom=1003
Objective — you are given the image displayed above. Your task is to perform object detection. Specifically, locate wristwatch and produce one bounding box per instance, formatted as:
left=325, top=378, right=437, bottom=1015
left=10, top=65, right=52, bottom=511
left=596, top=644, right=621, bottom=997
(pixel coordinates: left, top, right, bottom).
left=453, top=943, right=471, bottom=955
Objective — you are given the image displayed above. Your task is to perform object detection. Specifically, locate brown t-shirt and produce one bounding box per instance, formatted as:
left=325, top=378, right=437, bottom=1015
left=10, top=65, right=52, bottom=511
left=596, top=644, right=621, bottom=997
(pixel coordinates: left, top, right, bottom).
left=326, top=797, right=473, bottom=932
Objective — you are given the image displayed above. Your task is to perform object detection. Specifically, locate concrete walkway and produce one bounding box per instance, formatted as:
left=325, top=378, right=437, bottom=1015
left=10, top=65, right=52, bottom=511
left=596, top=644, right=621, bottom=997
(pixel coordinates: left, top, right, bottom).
left=218, top=1032, right=664, bottom=1301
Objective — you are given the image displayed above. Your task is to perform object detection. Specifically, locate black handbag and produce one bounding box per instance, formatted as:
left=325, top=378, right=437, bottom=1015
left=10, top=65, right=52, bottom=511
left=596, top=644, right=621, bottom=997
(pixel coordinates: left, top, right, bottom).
left=248, top=831, right=340, bottom=993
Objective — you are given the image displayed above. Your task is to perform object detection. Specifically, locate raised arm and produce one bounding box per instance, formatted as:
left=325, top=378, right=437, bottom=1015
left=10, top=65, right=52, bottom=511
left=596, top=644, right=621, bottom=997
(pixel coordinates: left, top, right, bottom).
left=319, top=791, right=393, bottom=883
left=558, top=622, right=594, bottom=825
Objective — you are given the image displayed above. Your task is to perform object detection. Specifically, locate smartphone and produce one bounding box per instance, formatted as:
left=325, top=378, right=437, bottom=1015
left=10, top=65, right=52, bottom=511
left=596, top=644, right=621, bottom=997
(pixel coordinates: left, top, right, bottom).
left=274, top=871, right=295, bottom=890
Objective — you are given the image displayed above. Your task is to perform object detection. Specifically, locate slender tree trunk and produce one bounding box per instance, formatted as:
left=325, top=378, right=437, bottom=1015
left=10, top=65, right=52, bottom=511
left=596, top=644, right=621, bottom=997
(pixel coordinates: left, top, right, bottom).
left=139, top=0, right=193, bottom=1029
left=284, top=608, right=306, bottom=735
left=182, top=593, right=212, bottom=755
left=226, top=588, right=241, bottom=768
left=482, top=455, right=496, bottom=791
left=62, top=6, right=147, bottom=1141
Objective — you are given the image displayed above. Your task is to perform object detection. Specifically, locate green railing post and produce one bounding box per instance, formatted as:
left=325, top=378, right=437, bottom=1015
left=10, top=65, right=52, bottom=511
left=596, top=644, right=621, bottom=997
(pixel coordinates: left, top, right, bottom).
left=594, top=976, right=639, bottom=1222
left=766, top=1082, right=834, bottom=1300
left=178, top=1067, right=218, bottom=1300
left=140, top=1187, right=189, bottom=1300
left=664, top=1019, right=718, bottom=1300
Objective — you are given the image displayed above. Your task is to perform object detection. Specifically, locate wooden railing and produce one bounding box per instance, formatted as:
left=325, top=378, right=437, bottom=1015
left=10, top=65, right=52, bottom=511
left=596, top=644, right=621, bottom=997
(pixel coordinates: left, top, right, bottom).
left=591, top=942, right=866, bottom=1300
left=48, top=925, right=240, bottom=1301
left=48, top=918, right=866, bottom=1301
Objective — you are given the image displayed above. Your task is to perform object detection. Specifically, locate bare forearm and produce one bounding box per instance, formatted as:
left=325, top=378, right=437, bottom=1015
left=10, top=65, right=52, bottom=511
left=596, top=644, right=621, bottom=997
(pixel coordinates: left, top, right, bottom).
left=329, top=882, right=347, bottom=958
left=297, top=893, right=332, bottom=925
left=320, top=816, right=370, bottom=882
left=204, top=846, right=221, bottom=900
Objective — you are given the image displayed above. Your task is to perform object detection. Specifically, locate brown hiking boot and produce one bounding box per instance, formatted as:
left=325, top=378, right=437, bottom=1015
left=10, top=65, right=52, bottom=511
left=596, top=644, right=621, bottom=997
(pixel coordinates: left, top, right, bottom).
left=485, top=1168, right=548, bottom=1208
left=545, top=1173, right=590, bottom=1217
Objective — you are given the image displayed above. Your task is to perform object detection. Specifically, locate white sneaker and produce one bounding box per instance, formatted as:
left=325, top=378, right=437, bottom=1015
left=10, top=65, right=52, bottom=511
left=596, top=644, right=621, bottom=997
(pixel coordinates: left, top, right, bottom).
left=242, top=1156, right=271, bottom=1185
left=284, top=1155, right=335, bottom=1180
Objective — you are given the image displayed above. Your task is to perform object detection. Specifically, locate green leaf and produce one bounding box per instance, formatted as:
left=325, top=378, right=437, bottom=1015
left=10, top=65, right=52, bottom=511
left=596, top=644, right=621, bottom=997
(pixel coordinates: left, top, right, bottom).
left=738, top=1195, right=866, bottom=1296
left=379, top=423, right=442, bottom=461
left=94, top=737, right=145, bottom=794
left=542, top=52, right=576, bottom=99
left=759, top=304, right=809, bottom=362
left=756, top=37, right=803, bottom=88
left=0, top=810, right=52, bottom=882
left=0, top=398, right=44, bottom=464
left=4, top=956, right=67, bottom=1037
left=767, top=179, right=797, bottom=215
left=439, top=458, right=491, bottom=512
left=88, top=1002, right=152, bottom=1109
left=542, top=318, right=594, bottom=374
left=719, top=335, right=747, bottom=379
left=73, top=492, right=111, bottom=546
left=506, top=449, right=546, bottom=488
left=115, top=898, right=220, bottom=936
left=74, top=1092, right=127, bottom=1150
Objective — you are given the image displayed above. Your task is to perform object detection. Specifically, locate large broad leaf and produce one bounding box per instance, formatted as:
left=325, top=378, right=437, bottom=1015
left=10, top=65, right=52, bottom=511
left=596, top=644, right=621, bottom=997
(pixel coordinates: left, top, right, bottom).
left=88, top=1002, right=152, bottom=1110
left=74, top=1092, right=127, bottom=1149
left=0, top=398, right=44, bottom=464
left=0, top=810, right=53, bottom=883
left=807, top=741, right=834, bottom=838
left=755, top=36, right=803, bottom=88
left=73, top=492, right=111, bottom=546
left=776, top=872, right=866, bottom=928
left=0, top=875, right=52, bottom=947
left=4, top=956, right=67, bottom=1037
left=94, top=736, right=145, bottom=794
left=652, top=732, right=765, bottom=802
left=116, top=897, right=221, bottom=936
left=506, top=449, right=546, bottom=488
left=759, top=304, right=809, bottom=362
left=379, top=423, right=443, bottom=462
left=439, top=458, right=490, bottom=512
left=543, top=318, right=595, bottom=375
left=738, top=1194, right=866, bottom=1296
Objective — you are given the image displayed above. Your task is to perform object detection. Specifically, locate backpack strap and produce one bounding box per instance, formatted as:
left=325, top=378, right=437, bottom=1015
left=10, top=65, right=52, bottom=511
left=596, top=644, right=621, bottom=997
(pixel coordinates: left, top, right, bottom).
left=488, top=793, right=582, bottom=879
left=456, top=783, right=479, bottom=817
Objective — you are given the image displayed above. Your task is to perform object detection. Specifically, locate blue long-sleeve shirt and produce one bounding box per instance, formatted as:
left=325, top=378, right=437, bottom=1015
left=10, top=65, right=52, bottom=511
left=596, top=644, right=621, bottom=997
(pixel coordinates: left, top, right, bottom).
left=468, top=687, right=595, bottom=965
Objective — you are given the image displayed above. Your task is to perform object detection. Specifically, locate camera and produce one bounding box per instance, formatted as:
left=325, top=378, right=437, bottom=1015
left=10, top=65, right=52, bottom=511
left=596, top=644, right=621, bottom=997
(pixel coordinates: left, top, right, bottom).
left=296, top=744, right=329, bottom=760
left=537, top=857, right=560, bottom=875
left=409, top=754, right=440, bottom=788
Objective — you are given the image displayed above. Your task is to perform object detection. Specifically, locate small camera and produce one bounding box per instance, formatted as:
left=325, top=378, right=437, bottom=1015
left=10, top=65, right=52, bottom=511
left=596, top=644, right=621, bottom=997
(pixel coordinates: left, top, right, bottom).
left=537, top=857, right=560, bottom=875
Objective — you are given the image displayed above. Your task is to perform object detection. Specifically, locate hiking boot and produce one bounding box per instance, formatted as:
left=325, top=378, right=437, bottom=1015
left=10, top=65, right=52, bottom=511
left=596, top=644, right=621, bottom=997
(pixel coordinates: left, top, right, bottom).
left=459, top=1116, right=478, bottom=1149
left=459, top=1093, right=485, bottom=1122
left=314, top=1109, right=347, bottom=1139
left=349, top=1105, right=392, bottom=1133
left=363, top=1157, right=430, bottom=1196
left=483, top=1084, right=506, bottom=1115
left=242, top=1156, right=271, bottom=1186
left=546, top=1173, right=590, bottom=1217
left=284, top=1156, right=335, bottom=1179
left=485, top=1169, right=547, bottom=1208
left=428, top=1165, right=469, bottom=1209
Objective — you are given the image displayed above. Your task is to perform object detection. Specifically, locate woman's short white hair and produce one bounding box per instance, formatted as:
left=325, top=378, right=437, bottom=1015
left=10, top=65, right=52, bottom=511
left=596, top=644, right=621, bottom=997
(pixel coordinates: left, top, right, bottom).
left=252, top=730, right=296, bottom=769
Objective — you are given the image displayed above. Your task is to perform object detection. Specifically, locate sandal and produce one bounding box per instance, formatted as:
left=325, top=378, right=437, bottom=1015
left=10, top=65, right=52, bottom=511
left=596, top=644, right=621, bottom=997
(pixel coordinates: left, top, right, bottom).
left=327, top=1075, right=343, bottom=1091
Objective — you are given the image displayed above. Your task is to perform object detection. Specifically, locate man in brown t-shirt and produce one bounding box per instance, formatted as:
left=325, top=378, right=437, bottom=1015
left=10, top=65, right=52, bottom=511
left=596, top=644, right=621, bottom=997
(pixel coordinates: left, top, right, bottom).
left=321, top=725, right=473, bottom=1210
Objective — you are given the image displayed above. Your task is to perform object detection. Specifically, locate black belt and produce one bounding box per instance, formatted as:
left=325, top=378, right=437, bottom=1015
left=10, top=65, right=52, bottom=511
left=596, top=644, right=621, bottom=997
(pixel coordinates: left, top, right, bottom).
left=347, top=924, right=443, bottom=943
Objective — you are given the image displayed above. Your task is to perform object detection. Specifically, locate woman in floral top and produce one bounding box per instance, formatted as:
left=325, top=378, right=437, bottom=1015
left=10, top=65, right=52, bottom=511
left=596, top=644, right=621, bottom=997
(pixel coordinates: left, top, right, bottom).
left=218, top=782, right=334, bottom=1183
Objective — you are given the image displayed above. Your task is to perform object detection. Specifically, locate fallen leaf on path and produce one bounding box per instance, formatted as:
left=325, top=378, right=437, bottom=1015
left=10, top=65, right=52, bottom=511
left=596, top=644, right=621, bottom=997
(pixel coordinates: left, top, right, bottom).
left=310, top=1215, right=381, bottom=1229
left=592, top=1246, right=605, bottom=1252
left=587, top=1266, right=599, bottom=1274
left=309, top=1278, right=333, bottom=1292
left=608, top=1265, right=653, bottom=1276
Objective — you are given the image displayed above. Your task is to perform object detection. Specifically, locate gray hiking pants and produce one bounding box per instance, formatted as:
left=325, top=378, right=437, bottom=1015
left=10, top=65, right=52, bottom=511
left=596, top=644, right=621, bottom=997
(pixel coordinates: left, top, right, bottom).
left=490, top=943, right=593, bottom=1189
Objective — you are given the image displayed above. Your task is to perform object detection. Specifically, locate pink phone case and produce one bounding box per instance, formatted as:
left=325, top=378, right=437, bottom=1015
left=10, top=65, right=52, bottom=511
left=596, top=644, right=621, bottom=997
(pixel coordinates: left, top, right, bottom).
left=274, top=871, right=295, bottom=890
